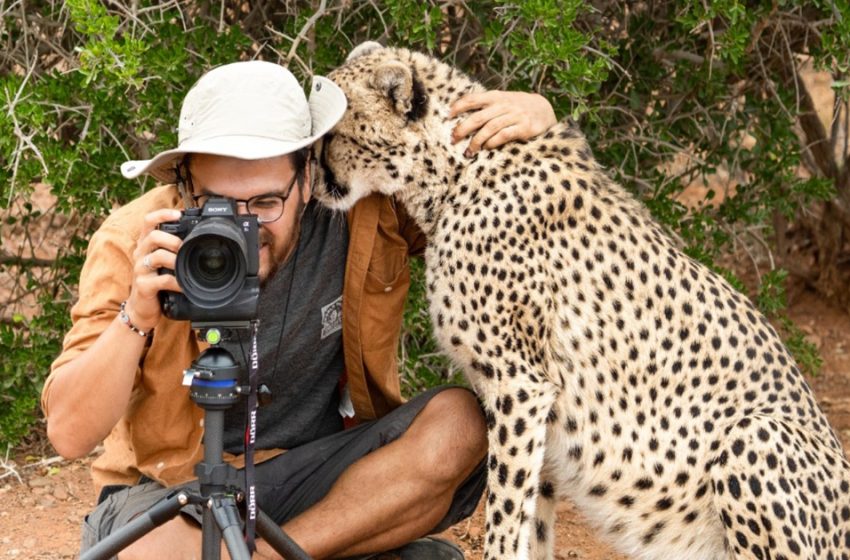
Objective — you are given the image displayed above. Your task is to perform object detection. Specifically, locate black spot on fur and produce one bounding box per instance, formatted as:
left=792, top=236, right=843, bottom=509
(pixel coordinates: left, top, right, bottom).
left=406, top=71, right=429, bottom=122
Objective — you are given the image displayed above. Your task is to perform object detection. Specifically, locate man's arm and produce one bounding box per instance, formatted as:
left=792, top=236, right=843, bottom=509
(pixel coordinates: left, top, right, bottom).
left=43, top=208, right=183, bottom=459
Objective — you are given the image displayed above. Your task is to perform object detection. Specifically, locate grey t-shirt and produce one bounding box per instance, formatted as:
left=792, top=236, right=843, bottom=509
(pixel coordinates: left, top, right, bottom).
left=221, top=201, right=348, bottom=454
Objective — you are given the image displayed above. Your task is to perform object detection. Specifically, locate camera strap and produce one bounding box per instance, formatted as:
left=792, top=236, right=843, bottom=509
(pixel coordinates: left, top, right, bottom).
left=242, top=202, right=304, bottom=551
left=244, top=319, right=260, bottom=552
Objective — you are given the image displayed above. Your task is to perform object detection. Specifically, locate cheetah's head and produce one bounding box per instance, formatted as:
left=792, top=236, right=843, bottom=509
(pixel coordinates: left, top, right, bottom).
left=314, top=43, right=478, bottom=212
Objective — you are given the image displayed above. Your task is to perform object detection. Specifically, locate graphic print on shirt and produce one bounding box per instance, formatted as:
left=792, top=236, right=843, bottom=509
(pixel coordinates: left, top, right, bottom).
left=321, top=295, right=343, bottom=339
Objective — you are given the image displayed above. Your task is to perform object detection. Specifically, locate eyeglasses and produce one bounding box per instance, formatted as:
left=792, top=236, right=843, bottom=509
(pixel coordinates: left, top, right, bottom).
left=192, top=173, right=299, bottom=224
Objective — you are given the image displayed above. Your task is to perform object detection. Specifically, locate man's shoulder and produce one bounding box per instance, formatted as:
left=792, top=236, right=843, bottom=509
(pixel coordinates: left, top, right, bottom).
left=107, top=184, right=181, bottom=222
left=100, top=185, right=181, bottom=234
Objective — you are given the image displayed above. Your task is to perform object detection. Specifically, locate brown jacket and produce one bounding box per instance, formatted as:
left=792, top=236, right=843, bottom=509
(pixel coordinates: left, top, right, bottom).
left=41, top=185, right=426, bottom=495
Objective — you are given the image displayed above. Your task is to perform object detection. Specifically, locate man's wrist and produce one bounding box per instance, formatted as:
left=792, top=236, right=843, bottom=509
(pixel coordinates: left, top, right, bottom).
left=118, top=300, right=154, bottom=337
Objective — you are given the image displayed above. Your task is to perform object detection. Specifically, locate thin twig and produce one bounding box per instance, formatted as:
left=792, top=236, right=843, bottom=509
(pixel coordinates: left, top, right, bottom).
left=4, top=56, right=50, bottom=200
left=285, top=0, right=327, bottom=66
left=583, top=44, right=631, bottom=80
left=0, top=448, right=23, bottom=484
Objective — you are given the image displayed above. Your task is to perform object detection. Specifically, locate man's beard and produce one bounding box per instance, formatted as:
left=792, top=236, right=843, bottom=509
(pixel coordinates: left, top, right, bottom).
left=259, top=197, right=304, bottom=286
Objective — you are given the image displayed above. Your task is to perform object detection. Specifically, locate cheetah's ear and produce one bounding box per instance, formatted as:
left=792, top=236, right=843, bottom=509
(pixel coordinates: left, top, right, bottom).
left=370, top=61, right=429, bottom=122
left=346, top=41, right=384, bottom=62
left=371, top=61, right=414, bottom=115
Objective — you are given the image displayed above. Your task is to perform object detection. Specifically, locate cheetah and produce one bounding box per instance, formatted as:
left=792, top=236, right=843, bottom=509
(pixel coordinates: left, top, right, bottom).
left=313, top=43, right=850, bottom=560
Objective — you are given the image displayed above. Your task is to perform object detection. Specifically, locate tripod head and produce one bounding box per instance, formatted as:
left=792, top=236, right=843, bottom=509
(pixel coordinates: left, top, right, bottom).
left=184, top=326, right=272, bottom=411
left=185, top=345, right=242, bottom=410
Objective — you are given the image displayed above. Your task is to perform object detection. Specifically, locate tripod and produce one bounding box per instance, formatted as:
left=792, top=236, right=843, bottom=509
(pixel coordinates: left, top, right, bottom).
left=81, top=339, right=311, bottom=560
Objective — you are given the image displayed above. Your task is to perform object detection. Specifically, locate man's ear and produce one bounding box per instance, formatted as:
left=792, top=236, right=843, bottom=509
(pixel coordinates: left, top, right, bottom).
left=370, top=61, right=428, bottom=121
left=301, top=159, right=313, bottom=206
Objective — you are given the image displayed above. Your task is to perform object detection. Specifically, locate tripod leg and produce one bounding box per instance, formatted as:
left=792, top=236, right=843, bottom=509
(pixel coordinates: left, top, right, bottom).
left=80, top=491, right=190, bottom=560
left=256, top=508, right=312, bottom=560
left=202, top=503, right=223, bottom=560
left=211, top=497, right=251, bottom=560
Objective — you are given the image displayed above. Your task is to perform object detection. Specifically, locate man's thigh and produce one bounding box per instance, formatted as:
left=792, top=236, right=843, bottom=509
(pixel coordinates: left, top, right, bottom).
left=80, top=481, right=182, bottom=553
left=80, top=386, right=485, bottom=552
left=253, top=386, right=485, bottom=529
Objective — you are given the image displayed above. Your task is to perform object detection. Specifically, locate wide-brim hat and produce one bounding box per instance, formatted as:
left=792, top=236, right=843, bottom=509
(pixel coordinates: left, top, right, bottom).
left=120, top=60, right=347, bottom=184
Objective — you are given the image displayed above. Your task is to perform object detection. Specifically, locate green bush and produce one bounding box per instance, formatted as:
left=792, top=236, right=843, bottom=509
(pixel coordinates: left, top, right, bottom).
left=1, top=0, right=848, bottom=449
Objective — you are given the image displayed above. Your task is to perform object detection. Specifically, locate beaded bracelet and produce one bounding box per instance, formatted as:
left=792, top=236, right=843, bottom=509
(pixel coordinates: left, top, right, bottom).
left=119, top=300, right=152, bottom=337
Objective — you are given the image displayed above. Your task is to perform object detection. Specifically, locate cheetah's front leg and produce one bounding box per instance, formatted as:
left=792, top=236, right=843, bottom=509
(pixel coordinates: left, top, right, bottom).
left=528, top=476, right=557, bottom=560
left=481, top=379, right=556, bottom=560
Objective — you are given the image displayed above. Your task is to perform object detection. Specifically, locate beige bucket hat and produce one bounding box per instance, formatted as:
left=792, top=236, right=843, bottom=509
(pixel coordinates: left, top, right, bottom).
left=120, top=60, right=347, bottom=184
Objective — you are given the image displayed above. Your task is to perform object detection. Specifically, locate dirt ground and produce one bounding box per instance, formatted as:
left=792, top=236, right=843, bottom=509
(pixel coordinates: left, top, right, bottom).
left=1, top=288, right=848, bottom=559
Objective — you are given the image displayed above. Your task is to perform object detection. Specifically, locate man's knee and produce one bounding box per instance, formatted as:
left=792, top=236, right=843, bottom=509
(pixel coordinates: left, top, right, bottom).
left=407, top=388, right=487, bottom=483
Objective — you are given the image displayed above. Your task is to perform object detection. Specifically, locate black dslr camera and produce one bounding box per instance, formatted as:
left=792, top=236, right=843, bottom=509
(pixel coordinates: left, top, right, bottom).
left=158, top=196, right=260, bottom=327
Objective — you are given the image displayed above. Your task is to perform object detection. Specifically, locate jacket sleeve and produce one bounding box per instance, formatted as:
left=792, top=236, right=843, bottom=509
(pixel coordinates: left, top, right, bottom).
left=394, top=198, right=427, bottom=257
left=41, top=224, right=137, bottom=415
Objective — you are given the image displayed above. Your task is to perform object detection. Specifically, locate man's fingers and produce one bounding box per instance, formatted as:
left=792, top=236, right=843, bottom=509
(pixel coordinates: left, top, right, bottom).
left=465, top=114, right=516, bottom=155
left=121, top=209, right=184, bottom=331
left=142, top=208, right=182, bottom=233
left=135, top=271, right=180, bottom=297
left=482, top=125, right=523, bottom=150
left=134, top=247, right=178, bottom=275
left=133, top=248, right=179, bottom=300
left=135, top=229, right=183, bottom=260
left=452, top=90, right=557, bottom=153
left=139, top=208, right=182, bottom=249
left=453, top=105, right=508, bottom=143
left=127, top=246, right=180, bottom=331
left=449, top=91, right=493, bottom=118
left=148, top=229, right=183, bottom=254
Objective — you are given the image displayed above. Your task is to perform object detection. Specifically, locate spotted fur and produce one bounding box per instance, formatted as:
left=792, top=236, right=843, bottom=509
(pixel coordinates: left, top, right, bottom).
left=314, top=45, right=850, bottom=560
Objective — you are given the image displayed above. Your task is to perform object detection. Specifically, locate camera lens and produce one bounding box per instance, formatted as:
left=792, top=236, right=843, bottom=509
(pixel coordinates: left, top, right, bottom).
left=175, top=218, right=249, bottom=308
left=191, top=242, right=234, bottom=286
left=199, top=248, right=225, bottom=277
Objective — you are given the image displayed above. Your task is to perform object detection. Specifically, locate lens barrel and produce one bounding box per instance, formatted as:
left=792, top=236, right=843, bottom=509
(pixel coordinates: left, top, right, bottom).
left=175, top=218, right=248, bottom=308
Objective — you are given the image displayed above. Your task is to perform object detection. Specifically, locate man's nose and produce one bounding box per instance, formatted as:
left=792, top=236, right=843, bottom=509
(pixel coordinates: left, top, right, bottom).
left=235, top=200, right=250, bottom=214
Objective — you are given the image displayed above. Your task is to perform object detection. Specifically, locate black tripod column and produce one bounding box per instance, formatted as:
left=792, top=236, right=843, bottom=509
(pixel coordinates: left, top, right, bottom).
left=193, top=408, right=247, bottom=560
left=189, top=347, right=249, bottom=560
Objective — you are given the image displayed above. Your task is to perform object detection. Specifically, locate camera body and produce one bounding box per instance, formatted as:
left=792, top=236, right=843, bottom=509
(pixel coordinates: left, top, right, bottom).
left=158, top=196, right=260, bottom=327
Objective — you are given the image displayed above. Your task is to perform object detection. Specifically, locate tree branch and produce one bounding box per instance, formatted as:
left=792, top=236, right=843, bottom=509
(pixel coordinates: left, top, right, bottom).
left=792, top=68, right=839, bottom=179
left=285, top=0, right=327, bottom=67
left=652, top=48, right=727, bottom=73
left=0, top=254, right=56, bottom=267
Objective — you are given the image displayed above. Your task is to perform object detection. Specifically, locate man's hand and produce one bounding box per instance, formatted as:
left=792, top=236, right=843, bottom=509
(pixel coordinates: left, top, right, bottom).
left=450, top=91, right=557, bottom=157
left=126, top=208, right=184, bottom=331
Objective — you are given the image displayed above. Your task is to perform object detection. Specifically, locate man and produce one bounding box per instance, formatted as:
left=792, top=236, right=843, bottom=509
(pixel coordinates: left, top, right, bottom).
left=42, top=60, right=556, bottom=559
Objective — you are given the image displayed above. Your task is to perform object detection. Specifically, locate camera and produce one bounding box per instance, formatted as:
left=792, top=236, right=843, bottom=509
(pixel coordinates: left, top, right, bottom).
left=158, top=196, right=260, bottom=326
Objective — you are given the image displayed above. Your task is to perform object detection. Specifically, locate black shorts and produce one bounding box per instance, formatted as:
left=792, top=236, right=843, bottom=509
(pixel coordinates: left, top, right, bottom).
left=80, top=386, right=486, bottom=553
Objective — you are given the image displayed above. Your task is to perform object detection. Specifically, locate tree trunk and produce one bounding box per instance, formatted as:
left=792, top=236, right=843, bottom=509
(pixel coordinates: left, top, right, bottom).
left=782, top=52, right=850, bottom=312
